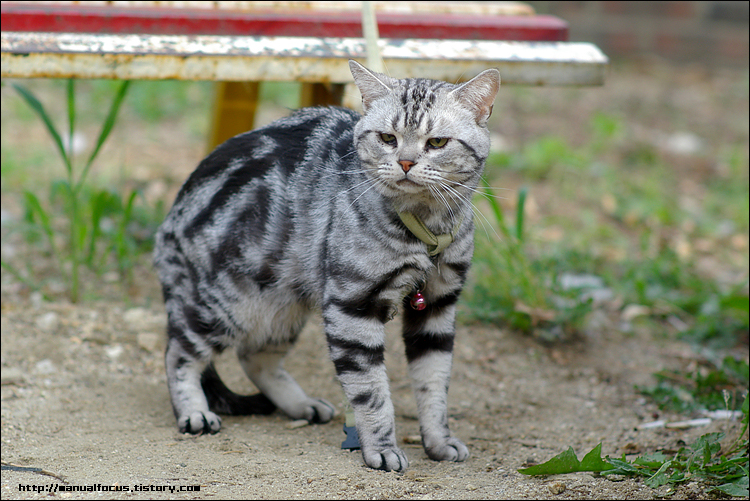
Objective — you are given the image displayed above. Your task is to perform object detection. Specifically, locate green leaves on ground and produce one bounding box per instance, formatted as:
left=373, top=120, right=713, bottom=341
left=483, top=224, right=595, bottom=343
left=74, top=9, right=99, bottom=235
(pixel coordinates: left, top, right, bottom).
left=519, top=394, right=749, bottom=496
left=518, top=443, right=614, bottom=475
left=637, top=355, right=749, bottom=413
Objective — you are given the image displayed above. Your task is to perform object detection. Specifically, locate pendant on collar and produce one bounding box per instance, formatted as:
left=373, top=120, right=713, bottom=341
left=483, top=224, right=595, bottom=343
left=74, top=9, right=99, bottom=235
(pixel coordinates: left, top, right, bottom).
left=397, top=210, right=464, bottom=257
left=410, top=290, right=427, bottom=311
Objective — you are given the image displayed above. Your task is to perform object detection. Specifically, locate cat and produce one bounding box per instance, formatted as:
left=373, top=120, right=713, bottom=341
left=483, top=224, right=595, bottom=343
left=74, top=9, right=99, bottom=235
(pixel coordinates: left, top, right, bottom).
left=153, top=60, right=500, bottom=472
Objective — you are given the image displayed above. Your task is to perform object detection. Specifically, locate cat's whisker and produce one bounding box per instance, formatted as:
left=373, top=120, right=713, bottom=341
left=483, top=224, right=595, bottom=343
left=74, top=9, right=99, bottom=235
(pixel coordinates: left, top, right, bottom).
left=320, top=168, right=371, bottom=177
left=444, top=178, right=510, bottom=203
left=335, top=177, right=386, bottom=226
left=315, top=176, right=377, bottom=214
left=428, top=185, right=456, bottom=226
left=441, top=183, right=499, bottom=241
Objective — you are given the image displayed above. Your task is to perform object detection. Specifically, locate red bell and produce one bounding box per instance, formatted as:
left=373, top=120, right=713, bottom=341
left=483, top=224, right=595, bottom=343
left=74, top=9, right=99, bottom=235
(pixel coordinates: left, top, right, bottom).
left=410, top=291, right=427, bottom=311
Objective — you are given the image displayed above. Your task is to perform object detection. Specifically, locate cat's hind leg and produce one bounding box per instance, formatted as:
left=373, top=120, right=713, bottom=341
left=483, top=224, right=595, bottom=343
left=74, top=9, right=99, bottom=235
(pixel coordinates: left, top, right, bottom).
left=236, top=340, right=336, bottom=423
left=235, top=302, right=336, bottom=423
left=165, top=334, right=222, bottom=435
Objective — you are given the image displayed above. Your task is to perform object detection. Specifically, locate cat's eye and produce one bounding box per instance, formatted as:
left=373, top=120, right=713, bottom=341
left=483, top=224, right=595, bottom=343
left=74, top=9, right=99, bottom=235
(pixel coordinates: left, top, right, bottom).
left=427, top=137, right=449, bottom=149
left=380, top=133, right=397, bottom=145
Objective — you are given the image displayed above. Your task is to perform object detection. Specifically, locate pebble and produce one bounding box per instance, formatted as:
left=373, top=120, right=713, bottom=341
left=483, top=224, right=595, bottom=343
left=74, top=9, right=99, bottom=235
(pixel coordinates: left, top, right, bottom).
left=103, top=271, right=120, bottom=283
left=549, top=482, right=566, bottom=495
left=621, top=304, right=650, bottom=321
left=286, top=419, right=309, bottom=429
left=123, top=307, right=148, bottom=326
left=559, top=273, right=604, bottom=290
left=35, top=312, right=60, bottom=332
left=35, top=359, right=57, bottom=375
left=137, top=332, right=160, bottom=353
left=1, top=367, right=24, bottom=383
left=105, top=344, right=124, bottom=359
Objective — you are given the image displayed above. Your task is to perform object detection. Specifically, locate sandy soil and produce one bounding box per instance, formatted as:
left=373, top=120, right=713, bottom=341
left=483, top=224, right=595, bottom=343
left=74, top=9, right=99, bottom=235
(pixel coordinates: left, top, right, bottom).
left=1, top=281, right=745, bottom=499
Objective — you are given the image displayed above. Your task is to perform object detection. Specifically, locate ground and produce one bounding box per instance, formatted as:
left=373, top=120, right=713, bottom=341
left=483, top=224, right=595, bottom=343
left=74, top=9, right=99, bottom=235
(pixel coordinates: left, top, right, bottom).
left=1, top=285, right=743, bottom=499
left=1, top=58, right=747, bottom=499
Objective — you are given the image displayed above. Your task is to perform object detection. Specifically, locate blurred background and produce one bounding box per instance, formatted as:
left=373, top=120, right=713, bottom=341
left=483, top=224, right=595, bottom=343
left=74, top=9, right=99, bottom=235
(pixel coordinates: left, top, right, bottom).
left=531, top=1, right=748, bottom=67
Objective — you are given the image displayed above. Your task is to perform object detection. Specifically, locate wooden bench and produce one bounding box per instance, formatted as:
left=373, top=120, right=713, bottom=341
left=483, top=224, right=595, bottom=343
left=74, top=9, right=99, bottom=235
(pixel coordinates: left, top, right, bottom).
left=1, top=1, right=608, bottom=150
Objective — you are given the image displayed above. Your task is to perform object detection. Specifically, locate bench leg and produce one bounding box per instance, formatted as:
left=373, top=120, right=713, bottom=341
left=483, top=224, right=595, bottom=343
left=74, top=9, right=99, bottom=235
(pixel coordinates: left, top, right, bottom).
left=299, top=83, right=345, bottom=108
left=208, top=82, right=346, bottom=153
left=207, top=81, right=259, bottom=153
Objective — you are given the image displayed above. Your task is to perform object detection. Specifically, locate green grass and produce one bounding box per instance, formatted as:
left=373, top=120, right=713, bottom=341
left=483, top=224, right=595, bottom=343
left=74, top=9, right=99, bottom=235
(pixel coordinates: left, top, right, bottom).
left=519, top=398, right=749, bottom=496
left=465, top=108, right=748, bottom=344
left=464, top=109, right=748, bottom=476
left=638, top=356, right=749, bottom=413
left=1, top=79, right=155, bottom=302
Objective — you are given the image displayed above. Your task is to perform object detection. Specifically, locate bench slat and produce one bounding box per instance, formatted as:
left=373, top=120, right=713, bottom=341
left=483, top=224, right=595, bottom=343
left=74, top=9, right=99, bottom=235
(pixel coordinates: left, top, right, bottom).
left=1, top=4, right=568, bottom=41
left=1, top=32, right=607, bottom=86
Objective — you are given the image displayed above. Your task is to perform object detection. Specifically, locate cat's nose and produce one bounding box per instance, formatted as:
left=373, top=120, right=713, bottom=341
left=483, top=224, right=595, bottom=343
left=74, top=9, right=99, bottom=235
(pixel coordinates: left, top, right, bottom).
left=398, top=160, right=415, bottom=173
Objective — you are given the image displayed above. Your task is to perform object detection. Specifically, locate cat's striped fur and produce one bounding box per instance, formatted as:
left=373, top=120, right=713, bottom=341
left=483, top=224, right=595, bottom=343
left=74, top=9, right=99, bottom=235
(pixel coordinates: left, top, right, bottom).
left=153, top=61, right=500, bottom=472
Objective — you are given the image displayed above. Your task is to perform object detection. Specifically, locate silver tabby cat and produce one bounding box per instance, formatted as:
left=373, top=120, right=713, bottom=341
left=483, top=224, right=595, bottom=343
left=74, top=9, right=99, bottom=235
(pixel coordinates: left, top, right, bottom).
left=153, top=60, right=500, bottom=472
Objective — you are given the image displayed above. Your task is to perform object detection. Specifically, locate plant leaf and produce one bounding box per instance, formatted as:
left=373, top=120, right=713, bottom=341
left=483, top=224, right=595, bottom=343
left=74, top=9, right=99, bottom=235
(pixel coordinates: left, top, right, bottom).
left=67, top=79, right=75, bottom=159
left=644, top=460, right=673, bottom=488
left=518, top=443, right=614, bottom=476
left=712, top=476, right=749, bottom=497
left=518, top=447, right=580, bottom=475
left=634, top=451, right=669, bottom=469
left=23, top=190, right=57, bottom=257
left=77, top=80, right=131, bottom=192
left=13, top=83, right=71, bottom=176
left=580, top=443, right=616, bottom=472
left=515, top=186, right=527, bottom=242
left=603, top=456, right=644, bottom=477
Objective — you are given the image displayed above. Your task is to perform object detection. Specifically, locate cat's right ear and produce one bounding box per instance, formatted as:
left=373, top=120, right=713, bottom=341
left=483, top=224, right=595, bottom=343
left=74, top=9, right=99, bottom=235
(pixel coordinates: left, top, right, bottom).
left=349, top=60, right=393, bottom=112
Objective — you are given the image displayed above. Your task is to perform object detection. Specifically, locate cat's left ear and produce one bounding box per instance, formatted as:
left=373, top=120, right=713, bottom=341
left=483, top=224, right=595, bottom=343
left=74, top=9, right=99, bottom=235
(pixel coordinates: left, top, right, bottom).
left=451, top=69, right=501, bottom=125
left=349, top=60, right=395, bottom=112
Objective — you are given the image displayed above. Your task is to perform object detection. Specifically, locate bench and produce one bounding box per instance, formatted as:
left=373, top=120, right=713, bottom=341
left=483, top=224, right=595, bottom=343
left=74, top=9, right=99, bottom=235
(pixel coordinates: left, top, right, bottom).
left=1, top=1, right=608, bottom=150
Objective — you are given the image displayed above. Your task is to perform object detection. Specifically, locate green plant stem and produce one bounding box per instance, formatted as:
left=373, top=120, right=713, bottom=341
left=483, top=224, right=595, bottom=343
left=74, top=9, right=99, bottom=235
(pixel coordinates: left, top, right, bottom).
left=515, top=186, right=527, bottom=242
left=67, top=79, right=75, bottom=159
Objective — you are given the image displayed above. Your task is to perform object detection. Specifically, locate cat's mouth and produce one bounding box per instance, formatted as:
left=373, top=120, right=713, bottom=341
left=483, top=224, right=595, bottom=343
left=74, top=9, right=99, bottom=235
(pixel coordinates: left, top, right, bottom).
left=394, top=178, right=425, bottom=192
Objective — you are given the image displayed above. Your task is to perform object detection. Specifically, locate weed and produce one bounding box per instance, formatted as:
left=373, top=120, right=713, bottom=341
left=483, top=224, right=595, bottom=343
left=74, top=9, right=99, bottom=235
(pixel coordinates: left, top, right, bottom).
left=520, top=393, right=749, bottom=496
left=638, top=356, right=749, bottom=413
left=463, top=180, right=592, bottom=338
left=3, top=79, right=131, bottom=302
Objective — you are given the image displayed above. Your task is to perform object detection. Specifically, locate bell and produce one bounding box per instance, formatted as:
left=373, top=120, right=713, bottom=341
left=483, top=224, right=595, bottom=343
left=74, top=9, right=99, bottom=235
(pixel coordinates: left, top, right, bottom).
left=410, top=291, right=427, bottom=311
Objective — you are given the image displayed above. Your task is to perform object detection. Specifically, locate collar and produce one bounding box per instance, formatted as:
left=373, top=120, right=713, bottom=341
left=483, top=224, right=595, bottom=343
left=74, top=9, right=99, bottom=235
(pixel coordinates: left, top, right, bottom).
left=397, top=210, right=463, bottom=256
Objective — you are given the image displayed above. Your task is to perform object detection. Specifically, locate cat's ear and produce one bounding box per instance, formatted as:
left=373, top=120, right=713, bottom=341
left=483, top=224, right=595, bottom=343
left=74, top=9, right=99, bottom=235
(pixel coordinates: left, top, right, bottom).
left=451, top=69, right=501, bottom=125
left=349, top=60, right=394, bottom=112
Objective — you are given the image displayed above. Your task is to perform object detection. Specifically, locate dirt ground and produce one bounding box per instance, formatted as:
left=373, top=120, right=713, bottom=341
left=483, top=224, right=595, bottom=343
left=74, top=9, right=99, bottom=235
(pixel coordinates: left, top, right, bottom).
left=1, top=59, right=748, bottom=499
left=1, top=282, right=746, bottom=500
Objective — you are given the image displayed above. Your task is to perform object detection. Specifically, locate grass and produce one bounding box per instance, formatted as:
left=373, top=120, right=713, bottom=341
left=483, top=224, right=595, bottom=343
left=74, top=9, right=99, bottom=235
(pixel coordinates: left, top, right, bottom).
left=519, top=394, right=748, bottom=496
left=463, top=100, right=747, bottom=495
left=464, top=105, right=748, bottom=345
left=4, top=79, right=133, bottom=302
left=0, top=79, right=180, bottom=301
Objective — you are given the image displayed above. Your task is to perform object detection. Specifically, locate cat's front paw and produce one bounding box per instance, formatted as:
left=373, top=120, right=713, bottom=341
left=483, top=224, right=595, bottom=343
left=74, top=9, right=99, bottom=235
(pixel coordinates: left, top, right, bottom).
left=362, top=446, right=409, bottom=472
left=178, top=411, right=222, bottom=435
left=424, top=437, right=469, bottom=462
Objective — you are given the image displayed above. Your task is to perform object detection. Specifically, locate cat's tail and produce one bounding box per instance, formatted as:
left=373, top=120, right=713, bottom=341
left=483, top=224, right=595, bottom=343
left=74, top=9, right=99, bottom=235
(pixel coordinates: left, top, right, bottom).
left=201, top=363, right=277, bottom=415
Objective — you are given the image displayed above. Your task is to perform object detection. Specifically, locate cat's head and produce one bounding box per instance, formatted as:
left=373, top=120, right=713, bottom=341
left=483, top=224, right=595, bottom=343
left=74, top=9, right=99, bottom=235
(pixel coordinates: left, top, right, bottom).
left=350, top=60, right=500, bottom=214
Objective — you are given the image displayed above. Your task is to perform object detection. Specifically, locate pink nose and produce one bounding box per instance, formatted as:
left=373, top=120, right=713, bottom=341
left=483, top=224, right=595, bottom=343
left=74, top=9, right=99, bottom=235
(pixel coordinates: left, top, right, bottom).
left=399, top=160, right=414, bottom=173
